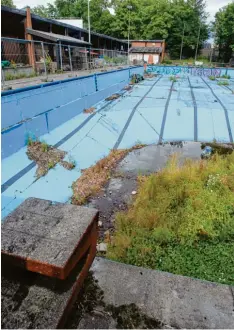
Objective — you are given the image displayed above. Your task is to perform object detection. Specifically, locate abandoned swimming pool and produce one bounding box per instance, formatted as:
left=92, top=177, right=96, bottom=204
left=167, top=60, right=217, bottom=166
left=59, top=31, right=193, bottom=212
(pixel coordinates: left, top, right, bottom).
left=1, top=65, right=234, bottom=219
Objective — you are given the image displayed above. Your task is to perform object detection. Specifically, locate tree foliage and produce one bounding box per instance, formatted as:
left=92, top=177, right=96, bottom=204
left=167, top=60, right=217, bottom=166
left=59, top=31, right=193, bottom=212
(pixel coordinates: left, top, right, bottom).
left=31, top=0, right=209, bottom=58
left=213, top=2, right=234, bottom=62
left=1, top=0, right=16, bottom=8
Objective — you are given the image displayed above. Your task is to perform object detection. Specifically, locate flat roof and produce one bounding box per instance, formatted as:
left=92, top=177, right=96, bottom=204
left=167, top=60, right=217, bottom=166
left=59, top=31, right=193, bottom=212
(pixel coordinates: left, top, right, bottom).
left=26, top=29, right=91, bottom=45
left=123, top=39, right=164, bottom=42
left=1, top=5, right=128, bottom=44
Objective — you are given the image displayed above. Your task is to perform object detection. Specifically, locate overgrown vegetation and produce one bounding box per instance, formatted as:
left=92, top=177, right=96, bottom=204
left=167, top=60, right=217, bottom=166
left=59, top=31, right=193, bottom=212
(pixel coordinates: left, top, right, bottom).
left=72, top=145, right=145, bottom=205
left=72, top=149, right=129, bottom=205
left=5, top=72, right=37, bottom=81
left=26, top=139, right=75, bottom=178
left=108, top=153, right=234, bottom=285
left=217, top=80, right=230, bottom=86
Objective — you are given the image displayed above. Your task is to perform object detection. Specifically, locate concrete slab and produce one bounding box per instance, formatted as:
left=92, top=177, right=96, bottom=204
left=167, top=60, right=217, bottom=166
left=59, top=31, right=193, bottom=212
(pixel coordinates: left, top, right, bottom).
left=116, top=142, right=202, bottom=175
left=91, top=257, right=234, bottom=329
left=1, top=250, right=95, bottom=329
left=1, top=198, right=98, bottom=279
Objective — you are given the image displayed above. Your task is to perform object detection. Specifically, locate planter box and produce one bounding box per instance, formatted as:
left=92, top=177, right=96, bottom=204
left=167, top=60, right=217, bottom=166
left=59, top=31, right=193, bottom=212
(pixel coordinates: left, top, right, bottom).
left=3, top=66, right=34, bottom=79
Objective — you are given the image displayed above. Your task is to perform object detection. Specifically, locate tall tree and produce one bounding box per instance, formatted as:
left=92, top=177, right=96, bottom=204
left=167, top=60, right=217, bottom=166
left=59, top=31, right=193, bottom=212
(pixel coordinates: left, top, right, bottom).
left=167, top=0, right=208, bottom=58
left=213, top=2, right=234, bottom=62
left=1, top=0, right=16, bottom=8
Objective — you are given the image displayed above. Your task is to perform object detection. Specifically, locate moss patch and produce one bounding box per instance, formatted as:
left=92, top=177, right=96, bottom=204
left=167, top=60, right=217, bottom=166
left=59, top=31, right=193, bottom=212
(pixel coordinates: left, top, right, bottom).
left=27, top=141, right=75, bottom=178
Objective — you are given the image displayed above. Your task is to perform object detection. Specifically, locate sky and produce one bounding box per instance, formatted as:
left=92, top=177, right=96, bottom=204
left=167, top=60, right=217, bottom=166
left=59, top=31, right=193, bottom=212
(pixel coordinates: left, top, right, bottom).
left=14, top=0, right=233, bottom=22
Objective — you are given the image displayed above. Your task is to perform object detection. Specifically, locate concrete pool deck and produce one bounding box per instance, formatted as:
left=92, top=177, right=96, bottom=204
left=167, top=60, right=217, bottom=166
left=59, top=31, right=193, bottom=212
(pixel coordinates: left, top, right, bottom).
left=1, top=73, right=234, bottom=219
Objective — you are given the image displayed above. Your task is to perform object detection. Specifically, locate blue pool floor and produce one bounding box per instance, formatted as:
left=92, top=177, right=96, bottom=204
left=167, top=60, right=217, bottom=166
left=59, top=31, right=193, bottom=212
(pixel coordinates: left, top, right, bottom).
left=2, top=75, right=234, bottom=218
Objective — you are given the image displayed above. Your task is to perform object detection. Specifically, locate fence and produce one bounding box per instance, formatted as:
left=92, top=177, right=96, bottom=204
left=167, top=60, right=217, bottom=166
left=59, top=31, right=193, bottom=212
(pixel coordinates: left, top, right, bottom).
left=1, top=37, right=128, bottom=81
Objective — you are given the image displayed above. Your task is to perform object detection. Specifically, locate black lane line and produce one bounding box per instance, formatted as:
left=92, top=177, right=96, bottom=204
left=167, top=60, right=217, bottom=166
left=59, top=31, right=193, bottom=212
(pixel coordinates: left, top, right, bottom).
left=201, top=76, right=233, bottom=143
left=113, top=76, right=162, bottom=149
left=188, top=77, right=198, bottom=142
left=158, top=81, right=174, bottom=144
left=1, top=97, right=122, bottom=194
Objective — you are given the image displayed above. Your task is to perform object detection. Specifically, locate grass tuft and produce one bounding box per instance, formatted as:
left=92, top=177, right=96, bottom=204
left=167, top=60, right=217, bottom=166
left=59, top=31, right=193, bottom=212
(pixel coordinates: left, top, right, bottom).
left=217, top=80, right=230, bottom=86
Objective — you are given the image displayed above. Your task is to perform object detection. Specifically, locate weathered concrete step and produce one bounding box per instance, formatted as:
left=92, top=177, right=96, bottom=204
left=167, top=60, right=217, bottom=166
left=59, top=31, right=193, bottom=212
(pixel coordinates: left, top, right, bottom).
left=1, top=198, right=98, bottom=279
left=90, top=258, right=234, bottom=329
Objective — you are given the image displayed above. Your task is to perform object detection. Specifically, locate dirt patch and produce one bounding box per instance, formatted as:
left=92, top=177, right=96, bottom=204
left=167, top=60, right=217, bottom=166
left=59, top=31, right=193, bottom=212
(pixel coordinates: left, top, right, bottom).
left=105, top=94, right=121, bottom=101
left=83, top=107, right=96, bottom=114
left=72, top=145, right=146, bottom=206
left=123, top=85, right=132, bottom=91
left=65, top=272, right=163, bottom=329
left=72, top=149, right=129, bottom=205
left=27, top=140, right=75, bottom=178
left=144, top=73, right=157, bottom=79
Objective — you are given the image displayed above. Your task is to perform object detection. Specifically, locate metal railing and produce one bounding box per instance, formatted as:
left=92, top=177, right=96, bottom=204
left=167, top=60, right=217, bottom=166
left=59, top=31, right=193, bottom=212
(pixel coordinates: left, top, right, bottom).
left=1, top=37, right=128, bottom=82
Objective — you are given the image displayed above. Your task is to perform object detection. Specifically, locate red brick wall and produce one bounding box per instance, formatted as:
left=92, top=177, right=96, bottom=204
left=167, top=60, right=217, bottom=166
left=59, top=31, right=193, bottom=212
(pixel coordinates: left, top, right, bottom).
left=132, top=41, right=146, bottom=47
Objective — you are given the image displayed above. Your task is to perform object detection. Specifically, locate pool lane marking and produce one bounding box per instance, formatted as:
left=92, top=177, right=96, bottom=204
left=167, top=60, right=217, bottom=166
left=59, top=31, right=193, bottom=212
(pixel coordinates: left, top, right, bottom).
left=1, top=94, right=126, bottom=194
left=188, top=77, right=198, bottom=142
left=201, top=76, right=233, bottom=143
left=113, top=76, right=162, bottom=149
left=158, top=81, right=174, bottom=144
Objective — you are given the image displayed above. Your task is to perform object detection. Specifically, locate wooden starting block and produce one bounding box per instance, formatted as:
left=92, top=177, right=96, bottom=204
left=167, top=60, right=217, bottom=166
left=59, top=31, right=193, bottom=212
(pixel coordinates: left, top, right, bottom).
left=1, top=198, right=98, bottom=329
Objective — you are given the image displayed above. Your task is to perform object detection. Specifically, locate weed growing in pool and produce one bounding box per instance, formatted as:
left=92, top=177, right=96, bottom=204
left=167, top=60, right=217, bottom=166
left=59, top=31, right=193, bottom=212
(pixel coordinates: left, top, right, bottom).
left=169, top=76, right=177, bottom=82
left=41, top=141, right=49, bottom=152
left=108, top=153, right=234, bottom=285
left=72, top=144, right=146, bottom=205
left=217, top=80, right=230, bottom=86
left=221, top=74, right=230, bottom=79
left=208, top=76, right=216, bottom=80
left=26, top=140, right=76, bottom=178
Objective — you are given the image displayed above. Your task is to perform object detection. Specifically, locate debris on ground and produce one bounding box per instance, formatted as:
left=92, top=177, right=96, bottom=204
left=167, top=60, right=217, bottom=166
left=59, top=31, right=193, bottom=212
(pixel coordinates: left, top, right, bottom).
left=41, top=78, right=54, bottom=83
left=83, top=107, right=96, bottom=114
left=131, top=190, right=137, bottom=195
left=105, top=93, right=121, bottom=101
left=123, top=85, right=132, bottom=91
left=27, top=140, right=75, bottom=178
left=201, top=146, right=213, bottom=159
left=201, top=142, right=234, bottom=156
left=130, top=74, right=144, bottom=84
left=98, top=220, right=103, bottom=227
left=97, top=242, right=107, bottom=252
left=144, top=73, right=157, bottom=79
left=117, top=66, right=124, bottom=69
left=72, top=144, right=146, bottom=205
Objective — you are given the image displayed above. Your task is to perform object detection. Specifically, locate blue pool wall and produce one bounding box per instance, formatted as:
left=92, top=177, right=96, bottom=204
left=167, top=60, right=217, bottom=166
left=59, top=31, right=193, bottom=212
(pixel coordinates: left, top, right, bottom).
left=1, top=66, right=144, bottom=159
